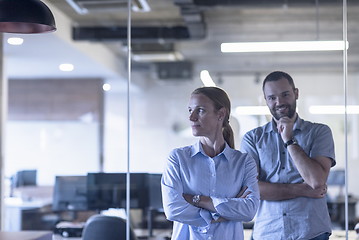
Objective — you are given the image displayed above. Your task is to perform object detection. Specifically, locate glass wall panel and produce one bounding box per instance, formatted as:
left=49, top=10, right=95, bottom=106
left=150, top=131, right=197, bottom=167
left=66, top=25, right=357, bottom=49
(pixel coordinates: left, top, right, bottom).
left=3, top=0, right=358, bottom=238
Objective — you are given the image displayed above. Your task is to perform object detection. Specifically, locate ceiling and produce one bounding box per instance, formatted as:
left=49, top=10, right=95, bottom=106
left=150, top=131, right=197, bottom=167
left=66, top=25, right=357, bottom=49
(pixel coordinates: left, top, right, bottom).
left=3, top=0, right=359, bottom=89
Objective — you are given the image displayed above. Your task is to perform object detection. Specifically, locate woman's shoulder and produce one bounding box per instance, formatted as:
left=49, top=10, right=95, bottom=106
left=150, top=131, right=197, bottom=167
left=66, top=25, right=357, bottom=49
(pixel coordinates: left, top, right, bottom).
left=170, top=144, right=196, bottom=157
left=227, top=147, right=252, bottom=160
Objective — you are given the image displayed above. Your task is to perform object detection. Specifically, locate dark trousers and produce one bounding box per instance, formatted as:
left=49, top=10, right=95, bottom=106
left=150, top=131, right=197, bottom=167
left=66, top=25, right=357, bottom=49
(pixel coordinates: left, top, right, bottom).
left=309, top=232, right=331, bottom=240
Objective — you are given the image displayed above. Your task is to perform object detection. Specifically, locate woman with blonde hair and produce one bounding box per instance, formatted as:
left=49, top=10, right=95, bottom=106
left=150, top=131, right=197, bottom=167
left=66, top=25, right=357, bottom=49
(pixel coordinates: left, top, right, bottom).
left=161, top=86, right=259, bottom=240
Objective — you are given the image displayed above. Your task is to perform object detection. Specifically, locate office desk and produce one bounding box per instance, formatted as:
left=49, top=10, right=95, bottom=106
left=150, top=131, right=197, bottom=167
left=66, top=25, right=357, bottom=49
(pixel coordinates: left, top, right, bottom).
left=53, top=234, right=81, bottom=240
left=0, top=231, right=52, bottom=240
left=52, top=233, right=165, bottom=240
left=331, top=230, right=357, bottom=239
left=0, top=232, right=80, bottom=240
left=4, top=197, right=49, bottom=231
left=328, top=198, right=358, bottom=229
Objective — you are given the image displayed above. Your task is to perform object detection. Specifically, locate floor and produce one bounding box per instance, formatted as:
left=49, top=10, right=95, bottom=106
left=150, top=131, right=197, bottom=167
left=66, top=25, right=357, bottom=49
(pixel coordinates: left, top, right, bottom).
left=330, top=230, right=357, bottom=239
left=137, top=229, right=358, bottom=240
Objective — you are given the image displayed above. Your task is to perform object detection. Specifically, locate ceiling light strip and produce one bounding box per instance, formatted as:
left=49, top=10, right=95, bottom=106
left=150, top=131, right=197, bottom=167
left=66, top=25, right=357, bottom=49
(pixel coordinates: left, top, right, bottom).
left=221, top=41, right=349, bottom=53
left=200, top=70, right=216, bottom=87
left=235, top=105, right=359, bottom=116
left=65, top=0, right=88, bottom=14
left=309, top=105, right=359, bottom=114
left=132, top=52, right=183, bottom=62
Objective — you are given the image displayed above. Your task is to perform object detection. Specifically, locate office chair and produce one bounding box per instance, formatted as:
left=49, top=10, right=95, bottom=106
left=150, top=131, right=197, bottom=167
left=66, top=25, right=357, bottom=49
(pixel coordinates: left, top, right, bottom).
left=82, top=214, right=138, bottom=240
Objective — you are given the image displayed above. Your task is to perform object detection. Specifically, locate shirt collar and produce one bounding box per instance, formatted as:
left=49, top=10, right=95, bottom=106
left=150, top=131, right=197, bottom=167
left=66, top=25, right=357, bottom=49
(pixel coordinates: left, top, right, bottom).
left=191, top=141, right=201, bottom=157
left=265, top=115, right=304, bottom=133
left=191, top=140, right=231, bottom=160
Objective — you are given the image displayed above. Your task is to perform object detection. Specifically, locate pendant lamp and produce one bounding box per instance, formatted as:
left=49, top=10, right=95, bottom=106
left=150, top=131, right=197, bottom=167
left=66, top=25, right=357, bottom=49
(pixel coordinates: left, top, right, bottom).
left=0, top=0, right=56, bottom=34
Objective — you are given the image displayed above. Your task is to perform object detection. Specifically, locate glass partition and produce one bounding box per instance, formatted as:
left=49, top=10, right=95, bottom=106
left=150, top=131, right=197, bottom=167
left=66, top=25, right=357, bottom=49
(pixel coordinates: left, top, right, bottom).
left=2, top=0, right=357, bottom=239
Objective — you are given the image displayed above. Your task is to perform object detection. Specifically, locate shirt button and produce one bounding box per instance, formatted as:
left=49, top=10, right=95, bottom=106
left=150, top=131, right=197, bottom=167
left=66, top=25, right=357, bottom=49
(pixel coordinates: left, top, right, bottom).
left=208, top=237, right=212, bottom=240
left=212, top=174, right=215, bottom=177
left=283, top=213, right=287, bottom=216
left=282, top=151, right=286, bottom=154
left=282, top=167, right=285, bottom=169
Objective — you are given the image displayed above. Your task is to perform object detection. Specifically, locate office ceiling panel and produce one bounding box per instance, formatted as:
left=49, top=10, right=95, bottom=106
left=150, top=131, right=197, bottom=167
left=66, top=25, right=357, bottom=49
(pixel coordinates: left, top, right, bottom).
left=3, top=0, right=359, bottom=84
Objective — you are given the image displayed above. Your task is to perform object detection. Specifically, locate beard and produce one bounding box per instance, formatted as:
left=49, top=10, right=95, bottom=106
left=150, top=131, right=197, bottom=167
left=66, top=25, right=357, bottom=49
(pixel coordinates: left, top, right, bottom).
left=270, top=101, right=297, bottom=120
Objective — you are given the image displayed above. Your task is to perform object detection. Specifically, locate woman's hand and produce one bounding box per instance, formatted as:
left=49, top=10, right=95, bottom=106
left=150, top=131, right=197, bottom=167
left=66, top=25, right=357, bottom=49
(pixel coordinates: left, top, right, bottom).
left=182, top=193, right=216, bottom=212
left=236, top=186, right=251, bottom=198
left=183, top=186, right=251, bottom=223
left=182, top=193, right=195, bottom=205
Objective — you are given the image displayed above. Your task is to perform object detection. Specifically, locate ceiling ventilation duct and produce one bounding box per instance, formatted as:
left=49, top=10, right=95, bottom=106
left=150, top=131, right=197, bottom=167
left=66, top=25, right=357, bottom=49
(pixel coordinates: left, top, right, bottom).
left=71, top=0, right=205, bottom=41
left=73, top=26, right=191, bottom=42
left=180, top=4, right=206, bottom=39
left=174, top=0, right=342, bottom=7
left=66, top=0, right=150, bottom=14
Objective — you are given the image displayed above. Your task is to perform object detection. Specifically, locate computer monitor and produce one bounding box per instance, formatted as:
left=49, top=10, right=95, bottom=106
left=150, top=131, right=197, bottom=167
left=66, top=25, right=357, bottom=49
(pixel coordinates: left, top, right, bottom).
left=86, top=172, right=149, bottom=211
left=327, top=169, right=345, bottom=186
left=52, top=175, right=88, bottom=212
left=147, top=173, right=163, bottom=210
left=13, top=169, right=37, bottom=188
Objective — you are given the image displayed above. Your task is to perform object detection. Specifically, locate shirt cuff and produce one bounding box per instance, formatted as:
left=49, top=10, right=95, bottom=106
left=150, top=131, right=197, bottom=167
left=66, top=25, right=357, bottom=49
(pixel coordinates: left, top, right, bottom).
left=211, top=196, right=228, bottom=208
left=199, top=208, right=213, bottom=225
left=211, top=212, right=221, bottom=221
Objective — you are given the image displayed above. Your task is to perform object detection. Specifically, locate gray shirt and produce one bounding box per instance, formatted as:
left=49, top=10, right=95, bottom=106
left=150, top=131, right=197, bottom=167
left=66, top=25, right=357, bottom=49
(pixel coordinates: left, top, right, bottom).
left=240, top=116, right=336, bottom=240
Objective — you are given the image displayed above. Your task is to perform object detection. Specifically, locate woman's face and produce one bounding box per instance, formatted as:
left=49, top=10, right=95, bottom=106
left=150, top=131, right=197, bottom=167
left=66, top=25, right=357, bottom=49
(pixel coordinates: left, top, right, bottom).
left=188, top=93, right=223, bottom=138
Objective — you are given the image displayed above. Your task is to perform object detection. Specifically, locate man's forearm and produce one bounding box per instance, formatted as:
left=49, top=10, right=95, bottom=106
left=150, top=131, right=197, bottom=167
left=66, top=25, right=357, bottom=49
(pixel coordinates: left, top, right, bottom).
left=259, top=181, right=327, bottom=201
left=259, top=181, right=298, bottom=200
left=287, top=144, right=331, bottom=189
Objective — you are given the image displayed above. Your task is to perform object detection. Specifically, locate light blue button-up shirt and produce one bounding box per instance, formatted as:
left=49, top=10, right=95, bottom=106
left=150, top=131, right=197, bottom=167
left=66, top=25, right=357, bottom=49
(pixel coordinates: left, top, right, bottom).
left=161, top=141, right=259, bottom=240
left=240, top=116, right=336, bottom=240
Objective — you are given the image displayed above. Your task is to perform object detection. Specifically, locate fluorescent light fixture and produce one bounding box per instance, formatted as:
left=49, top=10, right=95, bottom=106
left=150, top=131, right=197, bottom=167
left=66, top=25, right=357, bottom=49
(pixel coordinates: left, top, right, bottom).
left=132, top=52, right=183, bottom=62
left=66, top=0, right=150, bottom=15
left=132, top=0, right=151, bottom=12
left=7, top=37, right=24, bottom=45
left=221, top=41, right=349, bottom=53
left=59, top=63, right=74, bottom=72
left=65, top=0, right=88, bottom=14
left=200, top=70, right=216, bottom=87
left=235, top=106, right=270, bottom=115
left=309, top=105, right=359, bottom=114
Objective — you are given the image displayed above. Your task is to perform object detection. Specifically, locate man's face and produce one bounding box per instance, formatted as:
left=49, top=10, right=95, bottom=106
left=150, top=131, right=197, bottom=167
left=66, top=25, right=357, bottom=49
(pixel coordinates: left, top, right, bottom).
left=263, top=78, right=298, bottom=121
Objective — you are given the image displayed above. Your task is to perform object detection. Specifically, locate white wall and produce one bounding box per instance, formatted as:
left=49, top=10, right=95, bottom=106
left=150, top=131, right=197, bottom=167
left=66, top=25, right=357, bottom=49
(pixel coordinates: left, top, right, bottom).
left=5, top=121, right=99, bottom=186
left=4, top=70, right=359, bottom=217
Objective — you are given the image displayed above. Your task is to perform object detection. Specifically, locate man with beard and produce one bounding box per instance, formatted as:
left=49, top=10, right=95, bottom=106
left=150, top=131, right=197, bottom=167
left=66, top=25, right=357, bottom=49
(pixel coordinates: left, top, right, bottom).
left=240, top=71, right=336, bottom=240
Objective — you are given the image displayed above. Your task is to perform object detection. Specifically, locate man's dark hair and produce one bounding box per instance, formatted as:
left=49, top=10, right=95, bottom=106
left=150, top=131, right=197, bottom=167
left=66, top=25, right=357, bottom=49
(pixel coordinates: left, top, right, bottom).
left=262, top=71, right=296, bottom=92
